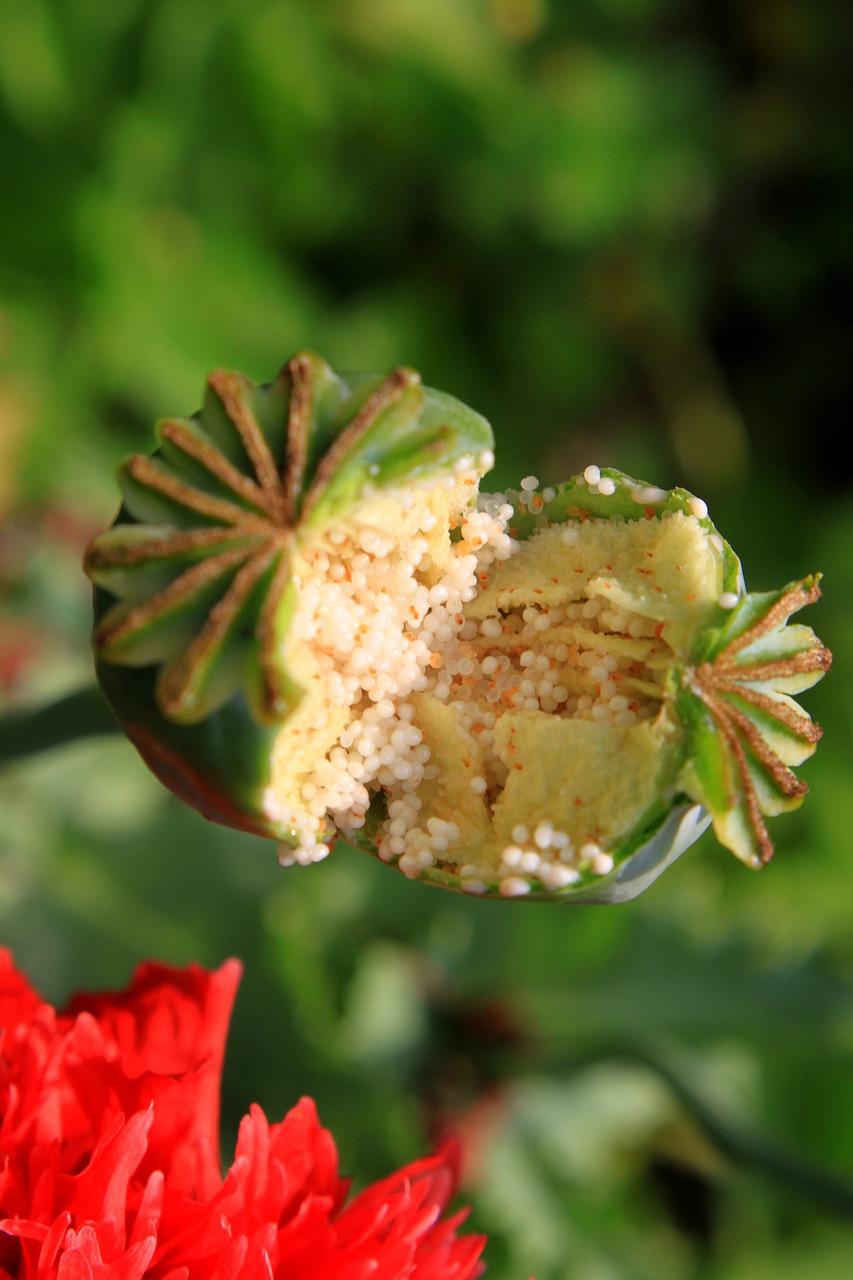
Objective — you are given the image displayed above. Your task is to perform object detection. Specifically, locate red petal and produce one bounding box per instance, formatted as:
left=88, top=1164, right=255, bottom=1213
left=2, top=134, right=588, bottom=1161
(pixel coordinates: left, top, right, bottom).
left=62, top=960, right=242, bottom=1197
left=0, top=950, right=47, bottom=1031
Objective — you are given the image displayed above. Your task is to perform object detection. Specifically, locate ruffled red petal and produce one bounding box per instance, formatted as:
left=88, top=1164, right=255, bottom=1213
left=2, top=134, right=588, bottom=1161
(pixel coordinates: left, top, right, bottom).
left=0, top=955, right=487, bottom=1280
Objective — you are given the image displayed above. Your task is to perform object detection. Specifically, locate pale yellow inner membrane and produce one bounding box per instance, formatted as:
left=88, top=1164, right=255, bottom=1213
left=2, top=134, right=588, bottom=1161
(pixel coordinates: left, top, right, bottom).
left=266, top=483, right=723, bottom=890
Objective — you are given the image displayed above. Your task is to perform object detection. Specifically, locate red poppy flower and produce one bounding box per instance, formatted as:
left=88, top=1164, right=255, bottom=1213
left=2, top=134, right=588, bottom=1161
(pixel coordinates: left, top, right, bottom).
left=0, top=951, right=487, bottom=1280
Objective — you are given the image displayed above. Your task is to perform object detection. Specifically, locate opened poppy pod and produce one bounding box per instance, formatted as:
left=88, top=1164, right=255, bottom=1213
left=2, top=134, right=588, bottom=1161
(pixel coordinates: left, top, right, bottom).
left=84, top=353, right=830, bottom=902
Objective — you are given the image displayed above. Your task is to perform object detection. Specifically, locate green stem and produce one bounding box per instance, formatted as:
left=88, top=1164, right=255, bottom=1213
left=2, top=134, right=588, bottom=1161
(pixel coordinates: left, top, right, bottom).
left=533, top=1037, right=853, bottom=1219
left=0, top=686, right=118, bottom=764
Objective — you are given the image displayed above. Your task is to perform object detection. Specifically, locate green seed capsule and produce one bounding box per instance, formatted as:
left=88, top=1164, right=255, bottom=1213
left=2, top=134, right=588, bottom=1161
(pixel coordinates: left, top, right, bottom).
left=85, top=354, right=830, bottom=901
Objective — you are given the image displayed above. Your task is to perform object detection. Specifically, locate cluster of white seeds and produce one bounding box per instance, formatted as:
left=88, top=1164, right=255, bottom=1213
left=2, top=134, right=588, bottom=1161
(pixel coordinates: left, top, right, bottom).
left=272, top=465, right=704, bottom=894
left=272, top=456, right=511, bottom=867
left=458, top=821, right=615, bottom=897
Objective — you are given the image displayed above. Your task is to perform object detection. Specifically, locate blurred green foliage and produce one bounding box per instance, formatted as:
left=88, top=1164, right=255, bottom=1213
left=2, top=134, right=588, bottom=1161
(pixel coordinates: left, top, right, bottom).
left=1, top=2, right=851, bottom=1278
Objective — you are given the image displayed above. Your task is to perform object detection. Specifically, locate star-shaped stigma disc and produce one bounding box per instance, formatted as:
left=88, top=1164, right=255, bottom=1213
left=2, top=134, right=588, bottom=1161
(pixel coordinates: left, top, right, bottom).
left=86, top=354, right=423, bottom=725
left=678, top=576, right=831, bottom=866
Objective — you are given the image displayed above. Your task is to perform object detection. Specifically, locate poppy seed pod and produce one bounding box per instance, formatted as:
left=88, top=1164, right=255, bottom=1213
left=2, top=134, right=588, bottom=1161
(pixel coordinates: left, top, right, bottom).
left=85, top=353, right=830, bottom=901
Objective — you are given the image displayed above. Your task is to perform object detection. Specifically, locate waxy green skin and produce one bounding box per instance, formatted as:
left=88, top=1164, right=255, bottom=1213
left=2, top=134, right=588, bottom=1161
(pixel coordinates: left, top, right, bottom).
left=86, top=354, right=830, bottom=901
left=93, top=654, right=281, bottom=841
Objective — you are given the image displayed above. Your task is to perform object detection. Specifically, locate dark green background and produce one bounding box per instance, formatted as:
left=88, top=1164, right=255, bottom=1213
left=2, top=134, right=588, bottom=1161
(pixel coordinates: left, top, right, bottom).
left=1, top=3, right=851, bottom=1277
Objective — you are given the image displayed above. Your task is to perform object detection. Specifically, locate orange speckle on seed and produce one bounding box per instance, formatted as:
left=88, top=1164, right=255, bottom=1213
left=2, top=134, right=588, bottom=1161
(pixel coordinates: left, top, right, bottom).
left=455, top=540, right=471, bottom=556
left=428, top=653, right=443, bottom=669
left=644, top=506, right=656, bottom=519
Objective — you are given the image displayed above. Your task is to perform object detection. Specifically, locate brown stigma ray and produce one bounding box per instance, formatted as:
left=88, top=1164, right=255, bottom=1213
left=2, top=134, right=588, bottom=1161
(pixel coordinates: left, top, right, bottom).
left=157, top=545, right=279, bottom=719
left=714, top=579, right=822, bottom=664
left=712, top=678, right=823, bottom=745
left=720, top=648, right=832, bottom=685
left=95, top=545, right=254, bottom=654
left=713, top=692, right=807, bottom=800
left=208, top=370, right=287, bottom=524
left=126, top=455, right=267, bottom=530
left=86, top=526, right=257, bottom=572
left=710, top=701, right=774, bottom=866
left=300, top=367, right=421, bottom=521
left=159, top=418, right=274, bottom=518
left=282, top=353, right=314, bottom=525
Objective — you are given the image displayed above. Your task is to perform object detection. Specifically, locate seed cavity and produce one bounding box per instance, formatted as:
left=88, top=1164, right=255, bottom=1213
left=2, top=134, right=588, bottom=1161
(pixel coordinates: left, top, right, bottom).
left=266, top=473, right=709, bottom=890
